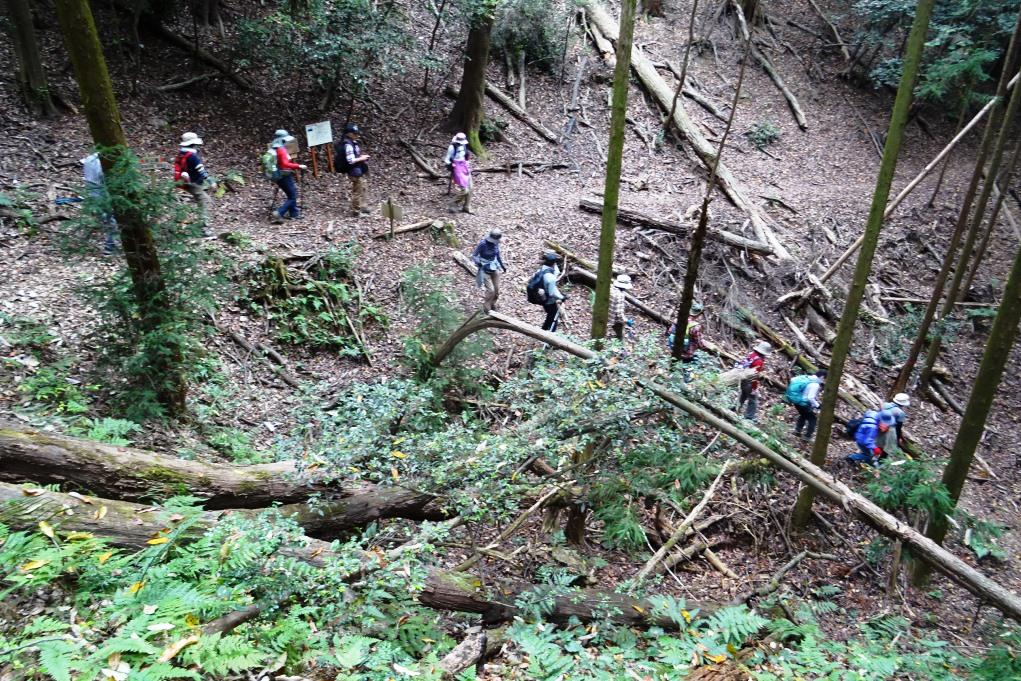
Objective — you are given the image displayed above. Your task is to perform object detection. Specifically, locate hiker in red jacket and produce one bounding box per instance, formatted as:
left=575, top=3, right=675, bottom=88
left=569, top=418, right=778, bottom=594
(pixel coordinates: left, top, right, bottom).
left=737, top=341, right=772, bottom=420
left=269, top=130, right=306, bottom=223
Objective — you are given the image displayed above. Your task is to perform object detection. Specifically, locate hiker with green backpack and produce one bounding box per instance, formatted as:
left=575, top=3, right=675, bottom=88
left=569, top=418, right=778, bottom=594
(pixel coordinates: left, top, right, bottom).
left=785, top=370, right=827, bottom=442
left=263, top=130, right=306, bottom=223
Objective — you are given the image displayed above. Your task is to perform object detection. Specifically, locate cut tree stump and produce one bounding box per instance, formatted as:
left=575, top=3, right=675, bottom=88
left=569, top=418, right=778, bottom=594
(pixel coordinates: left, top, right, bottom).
left=578, top=197, right=773, bottom=254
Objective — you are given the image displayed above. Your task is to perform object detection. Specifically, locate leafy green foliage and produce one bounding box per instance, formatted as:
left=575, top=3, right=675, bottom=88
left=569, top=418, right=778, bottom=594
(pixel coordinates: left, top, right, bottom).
left=960, top=513, right=1008, bottom=560
left=865, top=458, right=954, bottom=519
left=492, top=0, right=574, bottom=70
left=71, top=417, right=141, bottom=445
left=746, top=121, right=781, bottom=149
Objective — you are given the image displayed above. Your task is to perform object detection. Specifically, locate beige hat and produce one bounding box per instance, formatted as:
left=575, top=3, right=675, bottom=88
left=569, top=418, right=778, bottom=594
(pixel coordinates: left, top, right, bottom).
left=613, top=274, right=633, bottom=290
left=893, top=393, right=910, bottom=407
left=180, top=131, right=203, bottom=146
left=452, top=132, right=468, bottom=144
left=754, top=341, right=773, bottom=355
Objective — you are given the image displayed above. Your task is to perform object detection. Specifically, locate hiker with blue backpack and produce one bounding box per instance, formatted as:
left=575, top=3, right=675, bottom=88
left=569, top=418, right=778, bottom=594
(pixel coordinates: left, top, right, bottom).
left=471, top=228, right=507, bottom=312
left=785, top=370, right=827, bottom=441
left=527, top=251, right=567, bottom=331
left=265, top=130, right=307, bottom=223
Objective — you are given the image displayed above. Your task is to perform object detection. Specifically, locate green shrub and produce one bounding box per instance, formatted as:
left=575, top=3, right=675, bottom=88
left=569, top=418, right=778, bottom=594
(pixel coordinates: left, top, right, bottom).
left=746, top=121, right=781, bottom=149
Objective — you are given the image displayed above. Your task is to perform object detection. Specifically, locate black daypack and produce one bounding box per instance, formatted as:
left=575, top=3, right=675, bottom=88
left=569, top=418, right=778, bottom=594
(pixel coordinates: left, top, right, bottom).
left=845, top=417, right=863, bottom=439
left=333, top=140, right=352, bottom=173
left=526, top=267, right=550, bottom=305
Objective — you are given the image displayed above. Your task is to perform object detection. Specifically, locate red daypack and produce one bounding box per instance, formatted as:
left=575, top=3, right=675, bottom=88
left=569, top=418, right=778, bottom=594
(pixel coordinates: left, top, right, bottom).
left=173, top=150, right=193, bottom=185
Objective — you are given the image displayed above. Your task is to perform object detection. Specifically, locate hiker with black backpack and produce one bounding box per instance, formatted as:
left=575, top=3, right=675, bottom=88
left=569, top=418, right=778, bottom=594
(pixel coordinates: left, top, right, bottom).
left=444, top=132, right=474, bottom=214
left=174, top=132, right=215, bottom=233
left=527, top=251, right=566, bottom=331
left=785, top=370, right=827, bottom=442
left=265, top=130, right=307, bottom=223
left=847, top=409, right=882, bottom=466
left=336, top=123, right=370, bottom=216
left=471, top=228, right=507, bottom=312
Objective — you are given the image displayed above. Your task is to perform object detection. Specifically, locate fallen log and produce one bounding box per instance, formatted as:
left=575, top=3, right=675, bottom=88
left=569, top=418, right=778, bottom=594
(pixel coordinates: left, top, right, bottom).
left=429, top=310, right=1021, bottom=621
left=567, top=267, right=672, bottom=325
left=217, top=325, right=301, bottom=388
left=0, top=423, right=328, bottom=508
left=584, top=0, right=791, bottom=259
left=664, top=62, right=729, bottom=122
left=578, top=197, right=773, bottom=254
left=437, top=628, right=505, bottom=679
left=399, top=139, right=444, bottom=180
left=372, top=218, right=448, bottom=240
left=444, top=85, right=559, bottom=143
left=140, top=16, right=253, bottom=90
left=418, top=571, right=715, bottom=628
left=543, top=239, right=632, bottom=275
left=585, top=9, right=617, bottom=68
left=0, top=480, right=446, bottom=546
left=750, top=45, right=808, bottom=130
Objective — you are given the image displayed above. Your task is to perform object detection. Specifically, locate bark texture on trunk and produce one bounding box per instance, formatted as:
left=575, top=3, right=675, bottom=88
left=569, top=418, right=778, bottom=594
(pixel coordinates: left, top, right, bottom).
left=449, top=15, right=494, bottom=156
left=790, top=0, right=935, bottom=528
left=6, top=0, right=57, bottom=116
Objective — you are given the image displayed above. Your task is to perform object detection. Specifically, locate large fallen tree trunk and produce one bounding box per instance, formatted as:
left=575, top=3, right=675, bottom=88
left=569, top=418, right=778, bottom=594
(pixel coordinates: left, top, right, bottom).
left=0, top=422, right=332, bottom=509
left=418, top=571, right=715, bottom=628
left=584, top=0, right=791, bottom=259
left=444, top=84, right=559, bottom=143
left=0, top=479, right=447, bottom=544
left=428, top=310, right=1021, bottom=621
left=578, top=197, right=773, bottom=254
left=567, top=266, right=672, bottom=325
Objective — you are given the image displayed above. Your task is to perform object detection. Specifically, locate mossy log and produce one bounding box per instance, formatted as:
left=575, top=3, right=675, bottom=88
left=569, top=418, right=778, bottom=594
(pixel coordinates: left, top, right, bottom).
left=418, top=571, right=715, bottom=629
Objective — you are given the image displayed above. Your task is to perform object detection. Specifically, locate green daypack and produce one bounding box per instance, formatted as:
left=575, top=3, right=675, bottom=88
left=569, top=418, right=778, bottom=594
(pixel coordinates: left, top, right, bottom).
left=261, top=148, right=282, bottom=181
left=785, top=374, right=814, bottom=406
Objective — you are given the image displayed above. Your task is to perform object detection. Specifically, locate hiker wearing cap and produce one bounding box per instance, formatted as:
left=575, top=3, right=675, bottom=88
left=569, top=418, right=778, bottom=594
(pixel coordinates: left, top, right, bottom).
left=268, top=130, right=307, bottom=223
left=174, top=132, right=215, bottom=230
left=444, top=132, right=474, bottom=214
left=527, top=251, right=566, bottom=331
left=609, top=274, right=632, bottom=341
left=737, top=341, right=772, bottom=420
left=81, top=152, right=118, bottom=255
left=667, top=302, right=706, bottom=362
left=339, top=123, right=370, bottom=216
left=882, top=393, right=910, bottom=446
left=786, top=369, right=827, bottom=441
left=471, top=228, right=507, bottom=311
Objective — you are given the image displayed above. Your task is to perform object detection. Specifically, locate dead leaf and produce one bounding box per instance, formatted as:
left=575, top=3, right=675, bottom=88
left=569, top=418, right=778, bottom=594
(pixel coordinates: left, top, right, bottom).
left=68, top=492, right=93, bottom=504
left=19, top=559, right=49, bottom=571
left=21, top=488, right=44, bottom=496
left=147, top=536, right=170, bottom=546
left=128, top=581, right=145, bottom=594
left=94, top=506, right=108, bottom=520
left=38, top=521, right=55, bottom=539
left=97, top=551, right=114, bottom=564
left=158, top=634, right=199, bottom=662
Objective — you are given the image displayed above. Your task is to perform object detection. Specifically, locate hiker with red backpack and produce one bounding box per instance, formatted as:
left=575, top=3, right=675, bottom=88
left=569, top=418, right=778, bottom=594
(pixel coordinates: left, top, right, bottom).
left=785, top=370, right=827, bottom=441
left=527, top=250, right=566, bottom=331
left=736, top=341, right=772, bottom=420
left=174, top=132, right=215, bottom=233
left=267, top=130, right=307, bottom=223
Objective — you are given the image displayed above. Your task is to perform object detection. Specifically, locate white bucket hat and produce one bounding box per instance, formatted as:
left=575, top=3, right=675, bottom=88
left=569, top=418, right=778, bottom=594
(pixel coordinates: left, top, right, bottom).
left=613, top=274, right=633, bottom=290
left=893, top=393, right=910, bottom=407
left=452, top=132, right=468, bottom=144
left=180, top=131, right=203, bottom=146
left=754, top=341, right=773, bottom=356
left=274, top=129, right=295, bottom=142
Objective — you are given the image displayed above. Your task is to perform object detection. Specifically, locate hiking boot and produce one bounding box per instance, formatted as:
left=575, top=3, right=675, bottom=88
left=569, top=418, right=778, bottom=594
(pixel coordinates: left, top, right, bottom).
left=270, top=213, right=285, bottom=224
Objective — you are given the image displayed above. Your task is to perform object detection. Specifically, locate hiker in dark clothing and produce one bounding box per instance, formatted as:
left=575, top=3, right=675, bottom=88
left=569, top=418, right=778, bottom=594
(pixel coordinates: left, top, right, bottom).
left=527, top=251, right=566, bottom=331
left=339, top=123, right=370, bottom=216
left=786, top=370, right=827, bottom=441
left=471, top=228, right=507, bottom=311
left=174, top=132, right=215, bottom=232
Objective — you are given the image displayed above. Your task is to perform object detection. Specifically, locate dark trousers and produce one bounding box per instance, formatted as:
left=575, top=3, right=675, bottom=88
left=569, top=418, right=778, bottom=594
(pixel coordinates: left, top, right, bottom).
left=612, top=322, right=624, bottom=340
left=794, top=404, right=817, bottom=439
left=276, top=174, right=299, bottom=218
left=542, top=303, right=560, bottom=332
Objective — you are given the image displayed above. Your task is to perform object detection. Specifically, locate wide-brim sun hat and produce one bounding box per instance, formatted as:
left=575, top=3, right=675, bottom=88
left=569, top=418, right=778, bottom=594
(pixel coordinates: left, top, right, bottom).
left=453, top=132, right=468, bottom=143
left=486, top=229, right=503, bottom=243
left=690, top=301, right=705, bottom=315
left=754, top=341, right=773, bottom=355
left=613, top=274, right=633, bottom=290
left=893, top=393, right=910, bottom=407
left=180, top=132, right=203, bottom=146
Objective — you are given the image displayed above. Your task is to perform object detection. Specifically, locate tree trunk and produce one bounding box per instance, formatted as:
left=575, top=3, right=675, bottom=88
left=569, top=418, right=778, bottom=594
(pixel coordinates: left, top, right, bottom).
left=918, top=20, right=1021, bottom=392
left=590, top=0, right=637, bottom=340
left=6, top=0, right=57, bottom=116
left=0, top=422, right=332, bottom=508
left=911, top=236, right=1021, bottom=584
left=418, top=571, right=715, bottom=628
left=449, top=14, right=494, bottom=156
left=54, top=0, right=186, bottom=416
left=672, top=22, right=749, bottom=361
left=789, top=0, right=935, bottom=529
left=960, top=139, right=1021, bottom=296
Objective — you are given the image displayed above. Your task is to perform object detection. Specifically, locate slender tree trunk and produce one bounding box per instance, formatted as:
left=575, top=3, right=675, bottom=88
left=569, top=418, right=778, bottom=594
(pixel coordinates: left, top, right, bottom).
left=910, top=237, right=1021, bottom=584
left=960, top=140, right=1021, bottom=296
left=6, top=0, right=57, bottom=116
left=422, top=0, right=448, bottom=94
left=790, top=0, right=936, bottom=529
left=54, top=0, right=186, bottom=416
left=663, top=0, right=700, bottom=135
left=590, top=0, right=637, bottom=339
left=890, top=25, right=1021, bottom=397
left=927, top=89, right=971, bottom=207
left=671, top=23, right=750, bottom=361
left=919, top=26, right=1021, bottom=392
left=449, top=14, right=494, bottom=157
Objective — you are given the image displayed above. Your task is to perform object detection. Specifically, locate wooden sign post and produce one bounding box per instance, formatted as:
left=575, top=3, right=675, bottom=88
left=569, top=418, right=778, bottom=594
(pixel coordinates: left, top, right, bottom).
left=381, top=197, right=403, bottom=240
left=304, top=121, right=334, bottom=179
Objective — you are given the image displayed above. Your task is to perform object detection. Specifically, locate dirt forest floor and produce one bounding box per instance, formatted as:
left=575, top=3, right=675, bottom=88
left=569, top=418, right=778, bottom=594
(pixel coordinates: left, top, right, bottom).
left=2, top=0, right=1021, bottom=662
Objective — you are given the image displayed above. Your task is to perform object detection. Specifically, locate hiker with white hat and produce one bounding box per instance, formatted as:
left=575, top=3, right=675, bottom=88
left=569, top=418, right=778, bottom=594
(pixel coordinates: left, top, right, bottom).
left=737, top=340, right=772, bottom=421
left=668, top=301, right=706, bottom=361
left=268, top=129, right=307, bottom=223
left=173, top=131, right=215, bottom=232
left=470, top=228, right=507, bottom=311
left=609, top=274, right=633, bottom=340
left=881, top=392, right=910, bottom=447
left=443, top=132, right=474, bottom=214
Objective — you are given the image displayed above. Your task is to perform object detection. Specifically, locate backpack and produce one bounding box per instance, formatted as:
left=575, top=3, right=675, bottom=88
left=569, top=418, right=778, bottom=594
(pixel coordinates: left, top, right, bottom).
left=173, top=150, right=193, bottom=184
left=845, top=417, right=863, bottom=439
left=785, top=375, right=814, bottom=406
left=526, top=267, right=550, bottom=305
left=261, top=148, right=282, bottom=181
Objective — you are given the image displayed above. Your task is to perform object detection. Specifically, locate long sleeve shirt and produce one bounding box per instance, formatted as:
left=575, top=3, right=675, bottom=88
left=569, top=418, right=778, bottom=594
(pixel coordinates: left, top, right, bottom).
left=178, top=148, right=209, bottom=185
left=444, top=143, right=470, bottom=166
left=344, top=138, right=360, bottom=165
left=741, top=351, right=766, bottom=390
left=275, top=146, right=301, bottom=171
left=679, top=318, right=704, bottom=360
left=82, top=153, right=104, bottom=188
left=802, top=380, right=821, bottom=409
left=609, top=287, right=627, bottom=326
left=471, top=239, right=505, bottom=271
left=541, top=268, right=564, bottom=303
